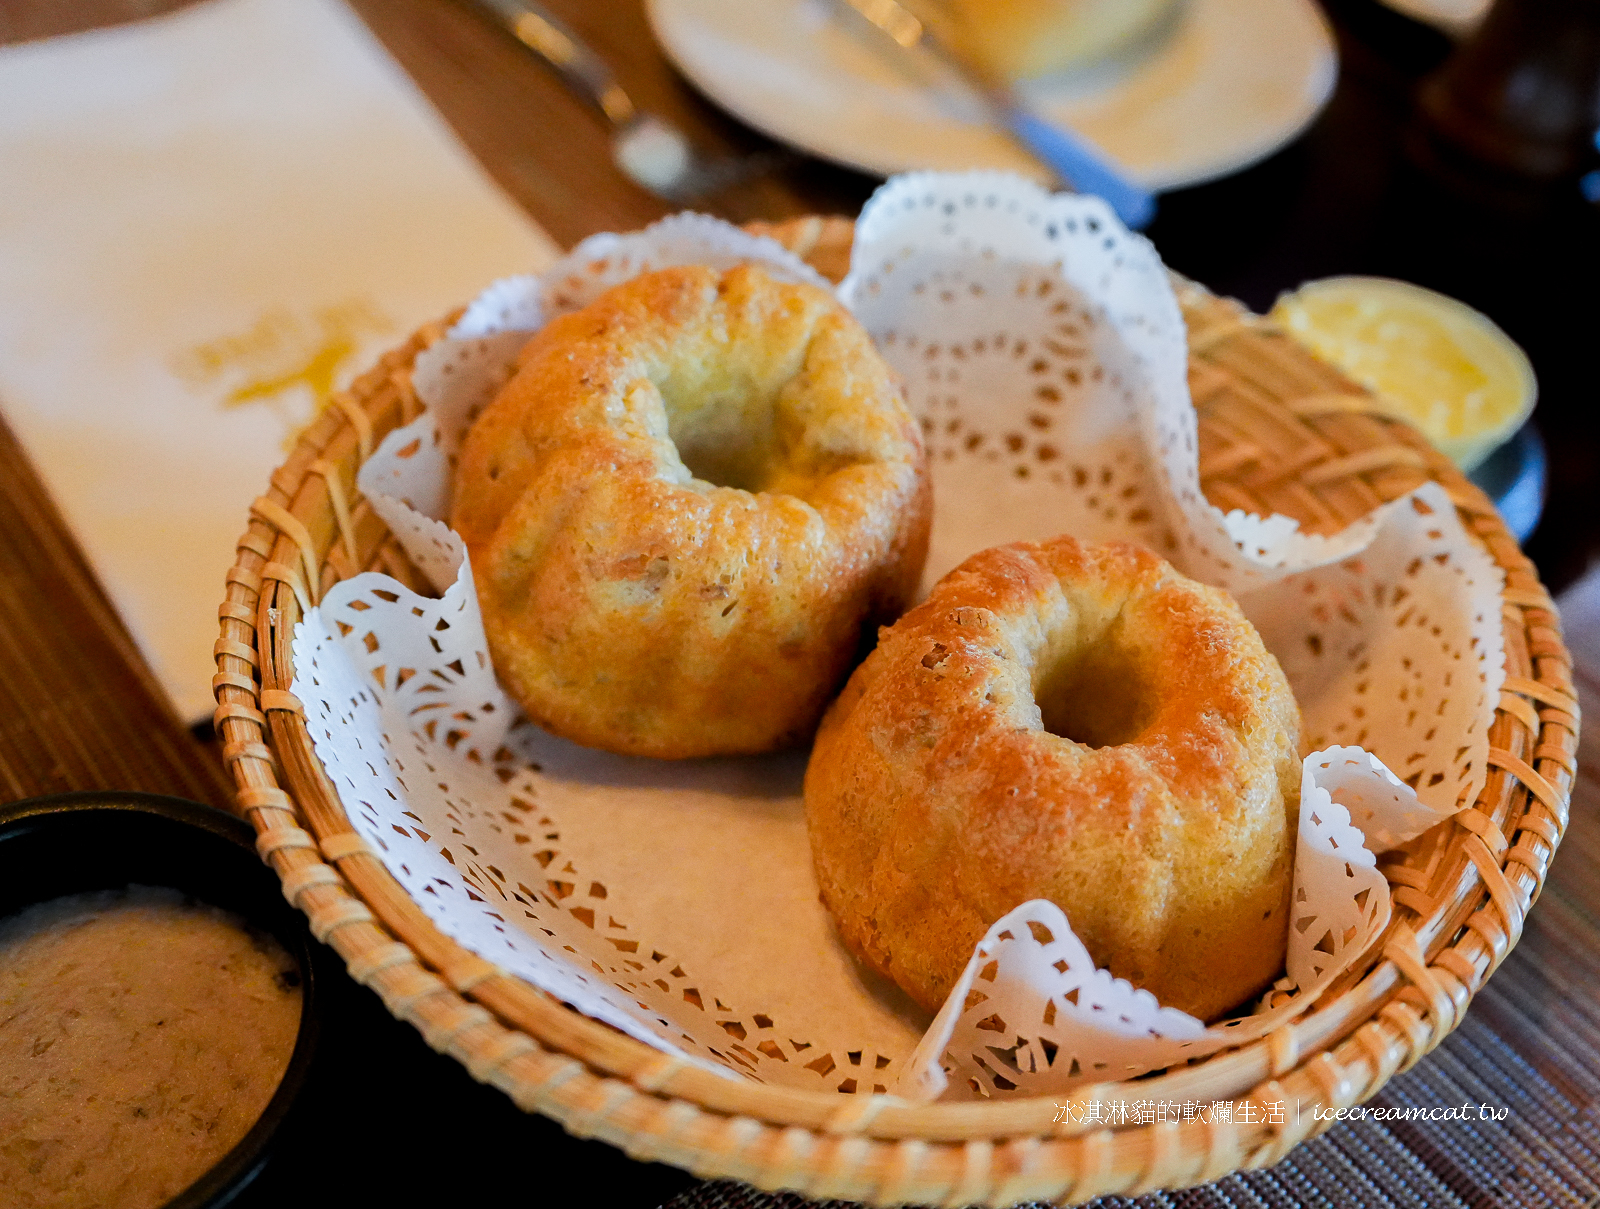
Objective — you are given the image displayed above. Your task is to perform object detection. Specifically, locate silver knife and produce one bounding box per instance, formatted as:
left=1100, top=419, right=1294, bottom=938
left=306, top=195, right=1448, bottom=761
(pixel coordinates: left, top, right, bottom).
left=832, top=0, right=1156, bottom=229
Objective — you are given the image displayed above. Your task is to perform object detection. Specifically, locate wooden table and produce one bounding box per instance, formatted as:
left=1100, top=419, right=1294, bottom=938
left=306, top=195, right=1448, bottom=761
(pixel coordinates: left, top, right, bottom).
left=3, top=2, right=1599, bottom=1206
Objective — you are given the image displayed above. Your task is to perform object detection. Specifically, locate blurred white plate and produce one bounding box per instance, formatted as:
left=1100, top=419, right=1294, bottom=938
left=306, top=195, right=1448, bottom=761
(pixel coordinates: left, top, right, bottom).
left=647, top=0, right=1339, bottom=192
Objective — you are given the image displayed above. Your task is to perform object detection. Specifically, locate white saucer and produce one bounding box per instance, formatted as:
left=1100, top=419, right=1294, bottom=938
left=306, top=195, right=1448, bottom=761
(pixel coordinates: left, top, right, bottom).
left=647, top=0, right=1338, bottom=192
left=1378, top=0, right=1486, bottom=37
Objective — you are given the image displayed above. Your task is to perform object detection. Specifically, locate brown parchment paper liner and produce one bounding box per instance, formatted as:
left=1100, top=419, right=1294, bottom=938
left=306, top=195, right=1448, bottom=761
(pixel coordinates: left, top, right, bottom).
left=290, top=174, right=1504, bottom=1101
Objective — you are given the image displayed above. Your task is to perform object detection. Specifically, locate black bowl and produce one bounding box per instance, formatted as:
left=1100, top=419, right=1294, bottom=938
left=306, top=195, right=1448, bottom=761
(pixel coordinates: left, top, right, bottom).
left=0, top=791, right=323, bottom=1209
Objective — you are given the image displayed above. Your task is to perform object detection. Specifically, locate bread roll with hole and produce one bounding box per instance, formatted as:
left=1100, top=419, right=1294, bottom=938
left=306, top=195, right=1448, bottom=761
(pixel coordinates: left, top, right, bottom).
left=804, top=536, right=1302, bottom=1021
left=452, top=264, right=931, bottom=758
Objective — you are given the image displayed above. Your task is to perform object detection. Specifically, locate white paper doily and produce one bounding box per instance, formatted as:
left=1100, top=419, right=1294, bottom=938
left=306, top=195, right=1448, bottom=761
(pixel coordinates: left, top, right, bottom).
left=291, top=172, right=1504, bottom=1099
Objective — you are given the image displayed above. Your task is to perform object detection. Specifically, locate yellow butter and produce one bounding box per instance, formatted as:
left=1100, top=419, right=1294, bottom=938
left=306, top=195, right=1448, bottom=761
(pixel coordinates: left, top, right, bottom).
left=1270, top=276, right=1536, bottom=471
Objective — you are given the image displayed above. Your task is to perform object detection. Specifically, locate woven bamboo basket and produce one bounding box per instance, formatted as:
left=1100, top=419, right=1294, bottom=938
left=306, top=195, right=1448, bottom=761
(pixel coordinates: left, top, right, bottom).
left=213, top=216, right=1577, bottom=1206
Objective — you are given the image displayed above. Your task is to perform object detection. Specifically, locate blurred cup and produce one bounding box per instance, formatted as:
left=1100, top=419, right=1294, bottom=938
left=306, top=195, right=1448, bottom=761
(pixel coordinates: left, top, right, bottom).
left=929, top=0, right=1183, bottom=81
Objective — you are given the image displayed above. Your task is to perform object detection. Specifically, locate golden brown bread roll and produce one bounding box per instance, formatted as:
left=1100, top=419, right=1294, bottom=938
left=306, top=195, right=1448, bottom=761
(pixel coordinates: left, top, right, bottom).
left=452, top=263, right=931, bottom=758
left=804, top=535, right=1302, bottom=1021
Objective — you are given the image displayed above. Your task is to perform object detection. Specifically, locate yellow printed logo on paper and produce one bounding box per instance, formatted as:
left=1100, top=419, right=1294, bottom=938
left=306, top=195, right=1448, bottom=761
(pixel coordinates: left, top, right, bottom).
left=171, top=299, right=393, bottom=445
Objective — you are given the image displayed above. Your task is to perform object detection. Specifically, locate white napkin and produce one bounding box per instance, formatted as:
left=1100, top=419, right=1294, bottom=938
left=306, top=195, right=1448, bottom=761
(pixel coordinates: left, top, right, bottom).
left=0, top=0, right=560, bottom=722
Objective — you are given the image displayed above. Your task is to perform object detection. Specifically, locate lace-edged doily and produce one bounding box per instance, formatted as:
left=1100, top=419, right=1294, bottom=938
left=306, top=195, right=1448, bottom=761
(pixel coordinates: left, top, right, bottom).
left=291, top=173, right=1504, bottom=1099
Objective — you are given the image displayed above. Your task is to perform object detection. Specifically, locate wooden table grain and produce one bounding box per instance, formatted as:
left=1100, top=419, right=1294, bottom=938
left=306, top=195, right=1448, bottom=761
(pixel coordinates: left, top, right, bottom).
left=3, top=2, right=1599, bottom=1207
left=0, top=408, right=234, bottom=807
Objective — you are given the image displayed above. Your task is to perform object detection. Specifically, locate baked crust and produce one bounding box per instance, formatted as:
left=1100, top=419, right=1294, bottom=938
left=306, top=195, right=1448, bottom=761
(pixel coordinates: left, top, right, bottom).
left=804, top=536, right=1302, bottom=1021
left=453, top=264, right=931, bottom=758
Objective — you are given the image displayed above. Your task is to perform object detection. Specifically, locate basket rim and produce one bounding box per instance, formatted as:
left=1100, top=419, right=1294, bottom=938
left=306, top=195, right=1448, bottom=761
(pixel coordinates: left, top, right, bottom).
left=210, top=234, right=1578, bottom=1205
